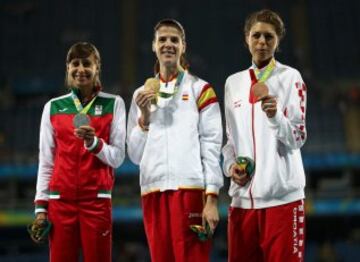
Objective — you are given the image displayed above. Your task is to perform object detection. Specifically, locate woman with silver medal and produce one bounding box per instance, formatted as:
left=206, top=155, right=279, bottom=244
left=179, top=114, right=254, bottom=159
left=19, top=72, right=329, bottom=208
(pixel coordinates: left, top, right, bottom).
left=31, top=42, right=126, bottom=262
left=127, top=19, right=223, bottom=261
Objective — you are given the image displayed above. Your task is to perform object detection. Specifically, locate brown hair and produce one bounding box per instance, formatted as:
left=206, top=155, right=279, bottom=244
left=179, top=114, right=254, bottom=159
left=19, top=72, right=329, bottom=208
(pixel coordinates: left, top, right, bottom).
left=244, top=9, right=285, bottom=41
left=65, top=42, right=102, bottom=89
left=153, top=19, right=189, bottom=74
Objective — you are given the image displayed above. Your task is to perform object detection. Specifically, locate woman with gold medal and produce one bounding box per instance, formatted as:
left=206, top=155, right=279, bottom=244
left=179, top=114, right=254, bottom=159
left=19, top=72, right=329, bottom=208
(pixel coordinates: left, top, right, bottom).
left=30, top=42, right=126, bottom=262
left=222, top=9, right=308, bottom=261
left=127, top=19, right=223, bottom=261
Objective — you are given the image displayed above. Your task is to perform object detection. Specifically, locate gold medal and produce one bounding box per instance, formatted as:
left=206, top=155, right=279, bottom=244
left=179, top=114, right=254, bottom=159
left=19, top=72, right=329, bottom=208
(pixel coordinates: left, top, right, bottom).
left=144, top=78, right=160, bottom=104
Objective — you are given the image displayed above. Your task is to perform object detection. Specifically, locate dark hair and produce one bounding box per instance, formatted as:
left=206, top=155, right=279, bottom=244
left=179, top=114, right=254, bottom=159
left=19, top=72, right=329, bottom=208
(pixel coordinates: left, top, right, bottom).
left=244, top=9, right=285, bottom=40
left=153, top=18, right=189, bottom=74
left=65, top=42, right=102, bottom=88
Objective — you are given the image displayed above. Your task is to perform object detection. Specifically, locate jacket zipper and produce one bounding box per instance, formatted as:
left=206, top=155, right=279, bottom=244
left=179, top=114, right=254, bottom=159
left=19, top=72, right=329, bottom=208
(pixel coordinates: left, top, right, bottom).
left=248, top=69, right=257, bottom=208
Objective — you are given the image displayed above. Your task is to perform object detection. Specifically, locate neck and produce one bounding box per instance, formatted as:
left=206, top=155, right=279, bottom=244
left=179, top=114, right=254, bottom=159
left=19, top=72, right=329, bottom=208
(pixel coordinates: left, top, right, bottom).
left=159, top=65, right=183, bottom=81
left=254, top=57, right=273, bottom=69
left=78, top=86, right=94, bottom=101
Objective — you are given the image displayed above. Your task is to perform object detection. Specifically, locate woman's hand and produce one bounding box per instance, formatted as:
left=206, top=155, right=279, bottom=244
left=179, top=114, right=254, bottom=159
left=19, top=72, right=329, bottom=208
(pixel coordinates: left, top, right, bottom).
left=74, top=125, right=96, bottom=147
left=135, top=90, right=156, bottom=125
left=261, top=95, right=277, bottom=118
left=202, top=195, right=219, bottom=233
left=229, top=163, right=251, bottom=186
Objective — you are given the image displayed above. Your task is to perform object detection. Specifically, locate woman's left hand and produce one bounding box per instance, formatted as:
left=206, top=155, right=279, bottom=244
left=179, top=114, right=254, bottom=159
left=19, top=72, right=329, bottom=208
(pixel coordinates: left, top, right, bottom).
left=261, top=95, right=277, bottom=118
left=74, top=125, right=96, bottom=147
left=202, top=195, right=219, bottom=234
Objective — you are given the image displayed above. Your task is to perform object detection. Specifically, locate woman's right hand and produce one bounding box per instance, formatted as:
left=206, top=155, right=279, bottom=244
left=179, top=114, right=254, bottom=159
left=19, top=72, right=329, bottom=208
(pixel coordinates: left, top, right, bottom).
left=229, top=163, right=251, bottom=186
left=135, top=90, right=156, bottom=124
left=135, top=90, right=155, bottom=111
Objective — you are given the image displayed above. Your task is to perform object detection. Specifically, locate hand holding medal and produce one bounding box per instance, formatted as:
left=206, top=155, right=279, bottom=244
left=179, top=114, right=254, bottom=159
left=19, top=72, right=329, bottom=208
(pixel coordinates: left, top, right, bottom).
left=251, top=59, right=277, bottom=117
left=144, top=78, right=160, bottom=104
left=229, top=156, right=255, bottom=187
left=71, top=89, right=97, bottom=146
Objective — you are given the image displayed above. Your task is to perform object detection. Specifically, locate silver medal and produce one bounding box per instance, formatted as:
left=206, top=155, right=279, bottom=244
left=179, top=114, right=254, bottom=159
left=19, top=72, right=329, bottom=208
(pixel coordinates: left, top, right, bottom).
left=73, top=113, right=90, bottom=128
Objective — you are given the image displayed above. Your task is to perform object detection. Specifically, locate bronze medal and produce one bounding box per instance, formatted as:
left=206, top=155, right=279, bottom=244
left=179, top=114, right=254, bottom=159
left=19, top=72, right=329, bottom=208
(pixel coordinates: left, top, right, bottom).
left=252, top=83, right=269, bottom=102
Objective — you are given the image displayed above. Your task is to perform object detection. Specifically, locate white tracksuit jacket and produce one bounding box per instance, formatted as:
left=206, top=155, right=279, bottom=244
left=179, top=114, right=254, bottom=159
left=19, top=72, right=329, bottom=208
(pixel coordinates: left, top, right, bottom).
left=127, top=72, right=223, bottom=195
left=222, top=60, right=307, bottom=209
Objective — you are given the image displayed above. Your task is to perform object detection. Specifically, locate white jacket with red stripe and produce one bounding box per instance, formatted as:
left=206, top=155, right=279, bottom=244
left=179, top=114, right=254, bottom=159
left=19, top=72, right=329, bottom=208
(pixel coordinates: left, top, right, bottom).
left=222, top=60, right=307, bottom=209
left=127, top=72, right=223, bottom=196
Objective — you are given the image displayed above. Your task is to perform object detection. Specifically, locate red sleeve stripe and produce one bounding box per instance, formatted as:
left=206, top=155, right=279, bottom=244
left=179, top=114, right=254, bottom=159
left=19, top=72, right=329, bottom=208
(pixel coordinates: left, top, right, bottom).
left=197, top=84, right=218, bottom=111
left=198, top=97, right=218, bottom=111
left=197, top=84, right=212, bottom=100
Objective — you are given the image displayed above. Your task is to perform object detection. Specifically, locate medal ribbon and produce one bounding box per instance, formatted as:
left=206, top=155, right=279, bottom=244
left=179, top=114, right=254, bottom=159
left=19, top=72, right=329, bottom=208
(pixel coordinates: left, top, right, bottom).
left=157, top=71, right=185, bottom=98
left=71, top=88, right=97, bottom=114
left=254, top=58, right=276, bottom=83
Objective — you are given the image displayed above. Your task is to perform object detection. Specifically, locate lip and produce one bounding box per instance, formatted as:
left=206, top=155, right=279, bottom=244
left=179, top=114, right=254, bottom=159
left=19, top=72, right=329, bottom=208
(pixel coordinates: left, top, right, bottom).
left=256, top=49, right=267, bottom=53
left=162, top=52, right=175, bottom=56
left=75, top=74, right=90, bottom=78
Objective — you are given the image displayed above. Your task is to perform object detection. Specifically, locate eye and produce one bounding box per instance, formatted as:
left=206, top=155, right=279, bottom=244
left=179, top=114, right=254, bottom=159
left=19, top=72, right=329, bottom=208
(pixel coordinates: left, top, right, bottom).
left=71, top=60, right=79, bottom=67
left=170, top=37, right=179, bottom=43
left=252, top=32, right=261, bottom=39
left=158, top=36, right=166, bottom=43
left=82, top=60, right=91, bottom=67
left=264, top=33, right=274, bottom=41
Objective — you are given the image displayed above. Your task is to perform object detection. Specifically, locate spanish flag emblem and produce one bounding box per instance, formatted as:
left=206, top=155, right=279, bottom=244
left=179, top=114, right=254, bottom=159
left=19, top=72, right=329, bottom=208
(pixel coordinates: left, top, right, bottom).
left=197, top=84, right=218, bottom=111
left=182, top=93, right=189, bottom=101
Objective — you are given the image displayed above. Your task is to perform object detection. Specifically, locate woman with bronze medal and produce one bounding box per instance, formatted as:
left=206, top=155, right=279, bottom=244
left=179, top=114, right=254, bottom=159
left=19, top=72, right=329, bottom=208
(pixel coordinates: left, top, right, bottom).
left=127, top=19, right=223, bottom=261
left=30, top=42, right=126, bottom=262
left=222, top=10, right=308, bottom=261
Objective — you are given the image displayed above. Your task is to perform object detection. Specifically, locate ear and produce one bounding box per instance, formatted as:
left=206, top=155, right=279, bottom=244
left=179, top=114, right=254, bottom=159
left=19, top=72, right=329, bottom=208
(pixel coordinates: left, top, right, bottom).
left=182, top=41, right=186, bottom=54
left=245, top=34, right=250, bottom=46
left=152, top=41, right=156, bottom=53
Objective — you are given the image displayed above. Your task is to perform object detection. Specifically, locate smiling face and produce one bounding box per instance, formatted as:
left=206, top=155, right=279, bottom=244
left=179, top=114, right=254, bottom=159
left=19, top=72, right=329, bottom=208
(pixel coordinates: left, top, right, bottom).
left=152, top=25, right=186, bottom=70
left=246, top=22, right=279, bottom=67
left=66, top=54, right=99, bottom=89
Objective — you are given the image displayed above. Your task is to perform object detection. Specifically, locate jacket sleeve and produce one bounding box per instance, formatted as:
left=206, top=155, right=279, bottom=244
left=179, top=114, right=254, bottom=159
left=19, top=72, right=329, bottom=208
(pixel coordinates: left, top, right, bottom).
left=197, top=84, right=224, bottom=195
left=222, top=80, right=237, bottom=177
left=87, top=96, right=126, bottom=168
left=126, top=90, right=148, bottom=165
left=34, top=101, right=54, bottom=213
left=267, top=70, right=307, bottom=149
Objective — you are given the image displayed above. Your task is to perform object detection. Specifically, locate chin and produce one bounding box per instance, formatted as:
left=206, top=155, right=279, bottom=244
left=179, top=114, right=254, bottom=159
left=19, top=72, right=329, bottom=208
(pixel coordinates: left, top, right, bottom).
left=162, top=61, right=177, bottom=68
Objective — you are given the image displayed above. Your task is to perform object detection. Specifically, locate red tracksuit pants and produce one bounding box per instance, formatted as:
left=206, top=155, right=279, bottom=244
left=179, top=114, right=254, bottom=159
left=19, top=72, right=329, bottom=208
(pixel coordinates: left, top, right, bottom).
left=228, top=199, right=306, bottom=262
left=142, top=190, right=212, bottom=262
left=47, top=198, right=112, bottom=262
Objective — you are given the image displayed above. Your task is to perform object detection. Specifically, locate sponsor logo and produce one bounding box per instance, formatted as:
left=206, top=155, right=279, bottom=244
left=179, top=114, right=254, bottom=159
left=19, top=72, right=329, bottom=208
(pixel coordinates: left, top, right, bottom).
left=102, top=230, right=110, bottom=237
left=188, top=212, right=202, bottom=218
left=59, top=108, right=68, bottom=112
left=233, top=99, right=242, bottom=108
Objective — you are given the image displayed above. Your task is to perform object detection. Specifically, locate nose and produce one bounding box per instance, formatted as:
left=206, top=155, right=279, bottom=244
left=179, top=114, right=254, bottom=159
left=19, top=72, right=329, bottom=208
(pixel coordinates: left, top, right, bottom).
left=259, top=34, right=266, bottom=44
left=164, top=38, right=174, bottom=47
left=77, top=63, right=85, bottom=72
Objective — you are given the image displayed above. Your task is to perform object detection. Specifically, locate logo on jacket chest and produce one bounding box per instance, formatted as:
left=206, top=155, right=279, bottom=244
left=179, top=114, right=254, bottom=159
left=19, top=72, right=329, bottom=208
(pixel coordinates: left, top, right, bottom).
left=233, top=99, right=242, bottom=108
left=182, top=92, right=189, bottom=101
left=95, top=105, right=103, bottom=115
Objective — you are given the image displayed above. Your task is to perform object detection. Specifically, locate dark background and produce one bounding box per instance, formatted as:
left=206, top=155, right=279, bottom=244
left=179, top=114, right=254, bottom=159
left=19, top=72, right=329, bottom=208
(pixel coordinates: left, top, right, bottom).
left=0, top=0, right=360, bottom=261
